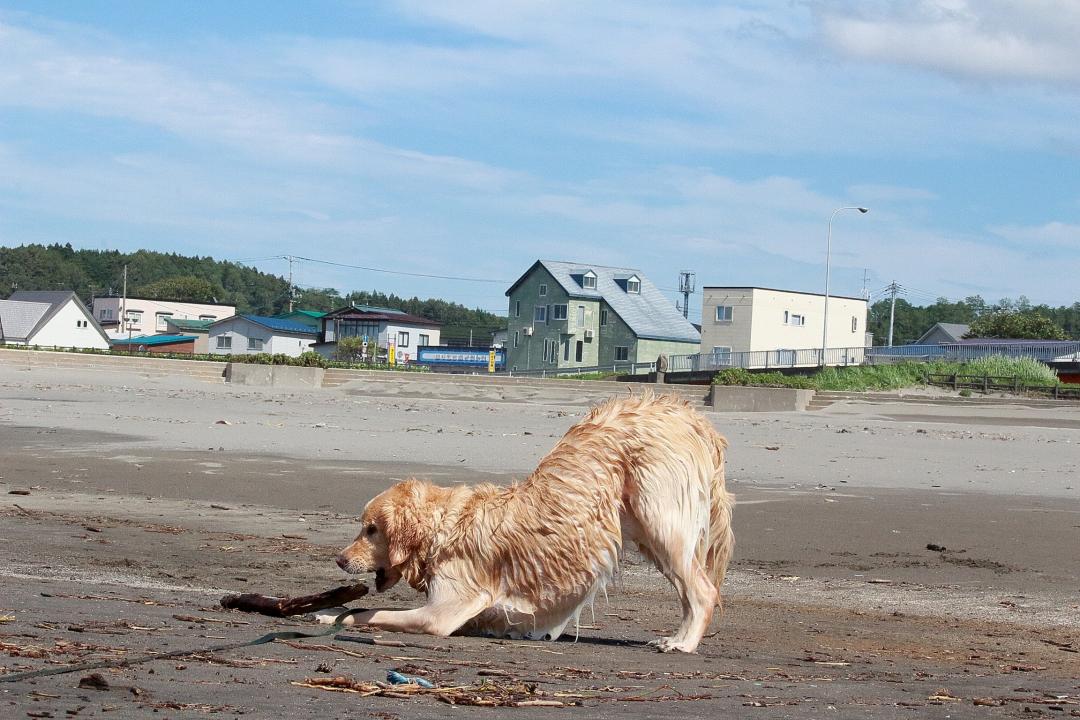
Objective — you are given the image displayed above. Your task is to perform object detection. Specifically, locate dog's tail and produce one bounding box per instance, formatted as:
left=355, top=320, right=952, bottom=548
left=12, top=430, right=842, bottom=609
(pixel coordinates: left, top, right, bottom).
left=704, top=430, right=735, bottom=604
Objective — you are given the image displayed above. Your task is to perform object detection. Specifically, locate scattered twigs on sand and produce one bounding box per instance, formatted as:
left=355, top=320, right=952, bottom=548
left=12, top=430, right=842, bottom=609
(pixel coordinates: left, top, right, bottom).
left=292, top=675, right=720, bottom=707
left=292, top=676, right=574, bottom=707
left=220, top=584, right=368, bottom=617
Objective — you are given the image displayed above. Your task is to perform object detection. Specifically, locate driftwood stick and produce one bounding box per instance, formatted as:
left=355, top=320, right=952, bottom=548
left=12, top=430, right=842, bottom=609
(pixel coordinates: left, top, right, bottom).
left=220, top=584, right=368, bottom=617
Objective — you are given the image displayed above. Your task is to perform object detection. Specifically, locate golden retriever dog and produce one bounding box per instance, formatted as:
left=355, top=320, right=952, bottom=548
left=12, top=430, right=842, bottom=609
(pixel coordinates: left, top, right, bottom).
left=333, top=392, right=734, bottom=653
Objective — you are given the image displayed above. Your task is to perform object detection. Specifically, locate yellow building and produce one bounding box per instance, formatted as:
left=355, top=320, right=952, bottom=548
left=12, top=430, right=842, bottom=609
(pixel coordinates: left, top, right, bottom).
left=700, top=287, right=868, bottom=367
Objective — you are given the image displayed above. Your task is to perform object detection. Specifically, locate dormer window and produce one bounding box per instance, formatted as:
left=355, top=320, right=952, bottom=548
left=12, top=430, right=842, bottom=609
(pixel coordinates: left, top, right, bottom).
left=626, top=276, right=640, bottom=294
left=582, top=271, right=597, bottom=290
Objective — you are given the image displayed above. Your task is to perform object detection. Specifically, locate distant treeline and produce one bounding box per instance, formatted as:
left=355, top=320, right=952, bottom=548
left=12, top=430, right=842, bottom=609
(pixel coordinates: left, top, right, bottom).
left=0, top=244, right=506, bottom=337
left=868, top=295, right=1080, bottom=344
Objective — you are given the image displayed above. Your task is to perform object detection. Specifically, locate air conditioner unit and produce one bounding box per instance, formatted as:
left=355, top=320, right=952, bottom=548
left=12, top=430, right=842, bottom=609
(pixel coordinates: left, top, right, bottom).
left=583, top=329, right=594, bottom=340
left=523, top=327, right=534, bottom=336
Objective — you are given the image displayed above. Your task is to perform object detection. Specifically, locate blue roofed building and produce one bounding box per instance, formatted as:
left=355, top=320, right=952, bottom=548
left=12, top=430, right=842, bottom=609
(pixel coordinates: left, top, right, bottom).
left=207, top=314, right=318, bottom=357
left=504, top=260, right=700, bottom=372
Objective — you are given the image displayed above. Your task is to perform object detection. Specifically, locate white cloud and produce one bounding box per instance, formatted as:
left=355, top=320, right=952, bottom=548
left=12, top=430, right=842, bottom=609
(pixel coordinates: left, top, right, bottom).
left=0, top=20, right=516, bottom=191
left=846, top=184, right=937, bottom=202
left=989, top=221, right=1080, bottom=249
left=818, top=0, right=1080, bottom=87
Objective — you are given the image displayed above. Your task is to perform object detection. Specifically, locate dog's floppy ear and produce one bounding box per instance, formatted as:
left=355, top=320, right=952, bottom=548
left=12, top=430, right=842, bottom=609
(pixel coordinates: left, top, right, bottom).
left=382, top=479, right=427, bottom=569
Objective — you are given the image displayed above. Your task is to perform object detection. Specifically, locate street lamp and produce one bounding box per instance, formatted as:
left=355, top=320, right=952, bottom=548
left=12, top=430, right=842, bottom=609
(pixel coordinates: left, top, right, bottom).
left=821, top=206, right=869, bottom=366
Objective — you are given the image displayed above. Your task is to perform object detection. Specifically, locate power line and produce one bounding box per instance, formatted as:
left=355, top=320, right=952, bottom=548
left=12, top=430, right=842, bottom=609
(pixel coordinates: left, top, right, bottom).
left=291, top=255, right=510, bottom=284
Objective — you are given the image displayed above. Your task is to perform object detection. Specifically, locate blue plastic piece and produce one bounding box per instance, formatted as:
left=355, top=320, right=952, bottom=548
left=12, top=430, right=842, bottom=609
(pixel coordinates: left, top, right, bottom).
left=386, top=670, right=435, bottom=689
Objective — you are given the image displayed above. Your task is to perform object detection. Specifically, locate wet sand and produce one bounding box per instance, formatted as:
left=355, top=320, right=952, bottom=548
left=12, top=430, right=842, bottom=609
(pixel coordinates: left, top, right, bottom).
left=1, top=365, right=1078, bottom=718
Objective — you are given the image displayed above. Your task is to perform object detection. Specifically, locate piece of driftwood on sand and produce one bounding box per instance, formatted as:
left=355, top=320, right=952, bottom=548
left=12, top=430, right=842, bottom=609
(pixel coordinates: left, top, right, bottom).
left=220, top=584, right=369, bottom=617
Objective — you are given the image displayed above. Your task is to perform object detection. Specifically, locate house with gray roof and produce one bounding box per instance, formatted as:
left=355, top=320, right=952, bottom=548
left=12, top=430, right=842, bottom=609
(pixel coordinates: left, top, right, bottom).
left=504, top=260, right=700, bottom=372
left=0, top=291, right=110, bottom=350
left=208, top=314, right=318, bottom=357
left=914, top=322, right=970, bottom=344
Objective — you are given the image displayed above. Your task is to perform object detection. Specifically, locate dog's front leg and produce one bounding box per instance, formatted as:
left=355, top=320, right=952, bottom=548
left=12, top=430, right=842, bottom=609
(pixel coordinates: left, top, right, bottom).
left=326, top=596, right=488, bottom=638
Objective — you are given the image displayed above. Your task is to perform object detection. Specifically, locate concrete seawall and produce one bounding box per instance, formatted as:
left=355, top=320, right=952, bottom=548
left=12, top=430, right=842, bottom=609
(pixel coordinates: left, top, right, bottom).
left=710, top=384, right=815, bottom=412
left=225, top=363, right=325, bottom=388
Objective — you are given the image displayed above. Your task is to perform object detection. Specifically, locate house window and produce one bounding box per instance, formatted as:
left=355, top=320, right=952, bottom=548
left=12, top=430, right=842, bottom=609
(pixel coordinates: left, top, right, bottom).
left=563, top=339, right=570, bottom=361
left=577, top=305, right=585, bottom=325
left=538, top=283, right=548, bottom=297
left=419, top=333, right=429, bottom=346
left=575, top=341, right=583, bottom=362
left=553, top=304, right=567, bottom=320
left=544, top=339, right=558, bottom=363
left=514, top=331, right=520, bottom=348
left=199, top=314, right=216, bottom=321
left=514, top=300, right=520, bottom=318
left=851, top=316, right=858, bottom=332
left=615, top=346, right=629, bottom=362
left=216, top=335, right=232, bottom=350
left=582, top=272, right=596, bottom=289
left=397, top=331, right=410, bottom=348
left=715, top=305, right=733, bottom=322
left=534, top=306, right=547, bottom=323
left=155, top=312, right=173, bottom=331
left=600, top=308, right=608, bottom=326
left=626, top=279, right=640, bottom=294
left=126, top=310, right=143, bottom=326
left=786, top=313, right=805, bottom=326
left=248, top=337, right=264, bottom=351
left=336, top=319, right=380, bottom=339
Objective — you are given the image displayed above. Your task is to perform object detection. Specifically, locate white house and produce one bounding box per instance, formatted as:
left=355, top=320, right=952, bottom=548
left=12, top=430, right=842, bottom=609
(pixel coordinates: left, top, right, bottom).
left=208, top=315, right=318, bottom=357
left=92, top=296, right=235, bottom=339
left=315, top=305, right=441, bottom=362
left=1, top=291, right=110, bottom=350
left=700, top=286, right=868, bottom=367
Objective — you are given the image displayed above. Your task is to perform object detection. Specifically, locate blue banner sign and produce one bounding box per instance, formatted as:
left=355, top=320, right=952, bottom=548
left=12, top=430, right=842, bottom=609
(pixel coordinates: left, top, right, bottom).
left=417, top=346, right=506, bottom=368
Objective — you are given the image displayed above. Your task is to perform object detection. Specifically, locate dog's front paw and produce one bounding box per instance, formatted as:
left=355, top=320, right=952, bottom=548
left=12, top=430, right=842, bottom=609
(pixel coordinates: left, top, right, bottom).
left=649, top=636, right=697, bottom=653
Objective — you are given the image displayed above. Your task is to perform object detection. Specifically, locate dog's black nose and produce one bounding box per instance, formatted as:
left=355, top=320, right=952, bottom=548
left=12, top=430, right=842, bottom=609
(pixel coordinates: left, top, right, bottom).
left=335, top=554, right=349, bottom=571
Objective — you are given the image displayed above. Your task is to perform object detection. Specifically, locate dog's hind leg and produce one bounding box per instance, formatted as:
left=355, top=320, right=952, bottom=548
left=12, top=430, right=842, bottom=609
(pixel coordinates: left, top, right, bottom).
left=648, top=553, right=718, bottom=652
left=627, top=505, right=718, bottom=653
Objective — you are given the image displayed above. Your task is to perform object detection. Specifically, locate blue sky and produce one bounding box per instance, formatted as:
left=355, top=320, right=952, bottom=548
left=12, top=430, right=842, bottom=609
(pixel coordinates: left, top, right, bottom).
left=1, top=1, right=1078, bottom=320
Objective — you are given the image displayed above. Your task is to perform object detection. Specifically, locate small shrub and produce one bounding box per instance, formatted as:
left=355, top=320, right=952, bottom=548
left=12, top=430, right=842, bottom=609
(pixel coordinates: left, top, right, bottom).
left=959, top=389, right=972, bottom=397
left=713, top=368, right=755, bottom=386
left=710, top=357, right=1061, bottom=393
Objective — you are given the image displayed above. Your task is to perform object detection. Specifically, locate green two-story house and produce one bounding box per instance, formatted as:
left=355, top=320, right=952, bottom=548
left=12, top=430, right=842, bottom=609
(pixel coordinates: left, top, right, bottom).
left=504, top=260, right=700, bottom=372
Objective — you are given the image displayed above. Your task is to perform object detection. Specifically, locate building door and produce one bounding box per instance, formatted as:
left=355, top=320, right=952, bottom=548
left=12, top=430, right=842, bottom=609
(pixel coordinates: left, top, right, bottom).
left=575, top=340, right=583, bottom=363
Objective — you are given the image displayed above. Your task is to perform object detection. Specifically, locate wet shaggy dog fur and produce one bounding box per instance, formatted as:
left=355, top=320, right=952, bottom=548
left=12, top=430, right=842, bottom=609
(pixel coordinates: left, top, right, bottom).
left=334, top=392, right=734, bottom=652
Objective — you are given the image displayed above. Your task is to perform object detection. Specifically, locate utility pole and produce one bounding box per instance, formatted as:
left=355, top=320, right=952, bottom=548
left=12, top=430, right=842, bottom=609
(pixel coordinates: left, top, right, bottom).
left=122, top=265, right=131, bottom=351
left=678, top=271, right=695, bottom=319
left=886, top=280, right=901, bottom=347
left=861, top=269, right=871, bottom=301
left=286, top=256, right=297, bottom=313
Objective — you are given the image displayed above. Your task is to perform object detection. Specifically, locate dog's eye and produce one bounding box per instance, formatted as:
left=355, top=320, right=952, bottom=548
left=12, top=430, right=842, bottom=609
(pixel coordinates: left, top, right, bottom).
left=366, top=524, right=377, bottom=536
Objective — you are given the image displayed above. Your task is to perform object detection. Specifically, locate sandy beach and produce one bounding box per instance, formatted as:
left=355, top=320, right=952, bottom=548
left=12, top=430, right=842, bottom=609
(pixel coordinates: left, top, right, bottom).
left=1, top=363, right=1078, bottom=718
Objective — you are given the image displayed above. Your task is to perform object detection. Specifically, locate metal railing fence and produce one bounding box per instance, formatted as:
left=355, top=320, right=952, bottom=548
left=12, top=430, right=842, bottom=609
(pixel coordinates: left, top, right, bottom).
left=668, top=341, right=1080, bottom=373
left=504, top=361, right=656, bottom=378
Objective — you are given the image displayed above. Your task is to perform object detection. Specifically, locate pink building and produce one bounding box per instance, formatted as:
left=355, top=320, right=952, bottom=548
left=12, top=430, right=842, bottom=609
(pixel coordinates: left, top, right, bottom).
left=92, top=296, right=235, bottom=339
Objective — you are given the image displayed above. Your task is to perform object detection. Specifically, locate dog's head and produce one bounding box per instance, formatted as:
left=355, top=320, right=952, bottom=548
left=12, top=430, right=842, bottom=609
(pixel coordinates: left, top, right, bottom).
left=336, top=479, right=431, bottom=592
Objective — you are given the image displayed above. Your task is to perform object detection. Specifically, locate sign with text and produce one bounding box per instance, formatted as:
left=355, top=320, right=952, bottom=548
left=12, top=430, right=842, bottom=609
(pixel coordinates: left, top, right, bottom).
left=417, top=347, right=506, bottom=369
